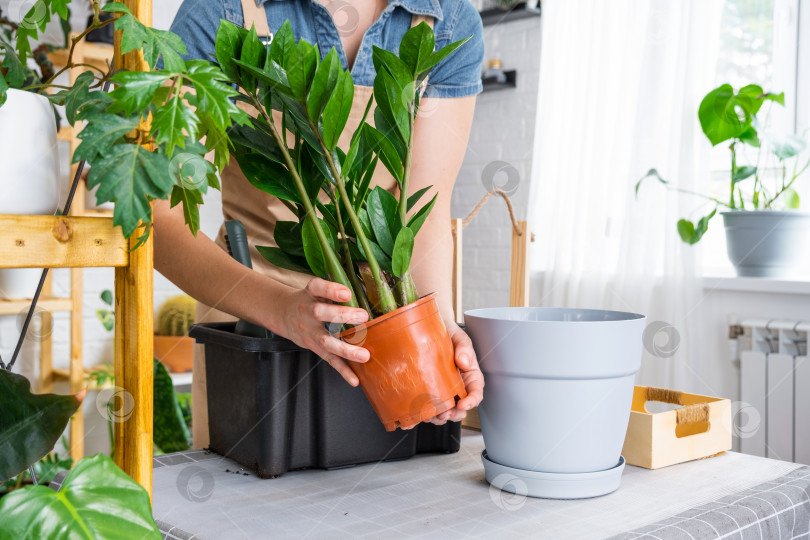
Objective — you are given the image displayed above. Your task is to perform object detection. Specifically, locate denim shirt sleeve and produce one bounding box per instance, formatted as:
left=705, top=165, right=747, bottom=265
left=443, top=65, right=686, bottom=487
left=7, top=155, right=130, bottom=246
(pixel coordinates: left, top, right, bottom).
left=425, top=0, right=484, bottom=99
left=167, top=0, right=228, bottom=63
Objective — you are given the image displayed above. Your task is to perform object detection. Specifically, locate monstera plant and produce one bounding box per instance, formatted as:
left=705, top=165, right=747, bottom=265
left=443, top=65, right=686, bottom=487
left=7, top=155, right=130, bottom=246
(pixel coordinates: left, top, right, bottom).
left=214, top=20, right=472, bottom=430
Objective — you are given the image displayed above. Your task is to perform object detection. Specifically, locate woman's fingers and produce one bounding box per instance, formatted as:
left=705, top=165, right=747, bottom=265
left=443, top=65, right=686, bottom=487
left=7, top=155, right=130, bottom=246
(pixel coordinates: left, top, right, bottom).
left=318, top=352, right=360, bottom=387
left=449, top=325, right=485, bottom=412
left=311, top=301, right=369, bottom=326
left=306, top=277, right=352, bottom=303
left=315, top=330, right=370, bottom=363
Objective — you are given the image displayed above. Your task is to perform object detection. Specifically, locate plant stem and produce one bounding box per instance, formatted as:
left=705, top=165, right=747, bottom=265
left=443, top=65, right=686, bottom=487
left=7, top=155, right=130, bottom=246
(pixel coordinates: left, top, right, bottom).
left=250, top=94, right=358, bottom=307
left=397, top=103, right=416, bottom=224
left=729, top=142, right=738, bottom=209
left=333, top=193, right=373, bottom=316
left=309, top=122, right=397, bottom=313
left=43, top=18, right=115, bottom=87
left=394, top=269, right=419, bottom=306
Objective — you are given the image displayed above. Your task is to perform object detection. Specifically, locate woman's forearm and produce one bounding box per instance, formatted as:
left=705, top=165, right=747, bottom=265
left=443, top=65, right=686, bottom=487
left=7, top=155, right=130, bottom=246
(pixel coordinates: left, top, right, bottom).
left=152, top=199, right=293, bottom=334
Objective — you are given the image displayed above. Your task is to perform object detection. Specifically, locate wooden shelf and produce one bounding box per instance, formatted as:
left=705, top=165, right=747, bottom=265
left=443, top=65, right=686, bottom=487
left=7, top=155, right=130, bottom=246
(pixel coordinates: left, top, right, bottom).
left=82, top=208, right=115, bottom=217
left=48, top=42, right=113, bottom=70
left=481, top=70, right=517, bottom=92
left=0, top=215, right=128, bottom=269
left=480, top=2, right=541, bottom=26
left=0, top=296, right=73, bottom=315
left=57, top=126, right=72, bottom=142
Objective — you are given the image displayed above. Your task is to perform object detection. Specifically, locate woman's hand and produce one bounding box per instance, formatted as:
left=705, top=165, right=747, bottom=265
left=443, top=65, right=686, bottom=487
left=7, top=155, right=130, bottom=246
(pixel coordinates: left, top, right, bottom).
left=278, top=278, right=370, bottom=387
left=420, top=321, right=484, bottom=427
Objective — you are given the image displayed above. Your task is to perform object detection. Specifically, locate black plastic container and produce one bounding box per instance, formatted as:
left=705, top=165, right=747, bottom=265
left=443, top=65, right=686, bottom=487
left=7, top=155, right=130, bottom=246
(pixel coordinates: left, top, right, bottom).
left=189, top=322, right=461, bottom=478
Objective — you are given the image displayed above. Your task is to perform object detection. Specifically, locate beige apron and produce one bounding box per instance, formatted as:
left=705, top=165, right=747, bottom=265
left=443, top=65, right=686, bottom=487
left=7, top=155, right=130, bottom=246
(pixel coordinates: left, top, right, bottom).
left=191, top=0, right=434, bottom=448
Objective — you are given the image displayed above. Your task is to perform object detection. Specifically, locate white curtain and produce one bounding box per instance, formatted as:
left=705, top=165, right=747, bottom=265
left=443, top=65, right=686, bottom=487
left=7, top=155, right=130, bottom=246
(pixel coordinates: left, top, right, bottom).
left=529, top=0, right=723, bottom=392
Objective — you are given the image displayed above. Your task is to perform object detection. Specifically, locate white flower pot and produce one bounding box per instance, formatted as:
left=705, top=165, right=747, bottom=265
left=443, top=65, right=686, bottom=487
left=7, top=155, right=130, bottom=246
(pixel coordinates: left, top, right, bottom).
left=0, top=89, right=60, bottom=299
left=722, top=210, right=810, bottom=278
left=465, top=307, right=646, bottom=499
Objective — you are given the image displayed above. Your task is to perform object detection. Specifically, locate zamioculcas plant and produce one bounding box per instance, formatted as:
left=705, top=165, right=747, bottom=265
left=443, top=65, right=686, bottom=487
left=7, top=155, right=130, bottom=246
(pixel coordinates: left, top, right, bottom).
left=214, top=19, right=471, bottom=430
left=216, top=19, right=467, bottom=317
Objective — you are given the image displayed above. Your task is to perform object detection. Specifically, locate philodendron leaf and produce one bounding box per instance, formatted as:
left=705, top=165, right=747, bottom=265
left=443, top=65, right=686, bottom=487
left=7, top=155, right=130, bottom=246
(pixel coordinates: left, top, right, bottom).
left=677, top=208, right=716, bottom=245
left=366, top=186, right=401, bottom=255
left=732, top=165, right=757, bottom=184
left=322, top=70, right=355, bottom=149
left=782, top=188, right=800, bottom=209
left=634, top=168, right=669, bottom=198
left=0, top=370, right=81, bottom=481
left=0, top=454, right=161, bottom=539
left=88, top=144, right=175, bottom=238
left=392, top=226, right=415, bottom=277
left=697, top=84, right=781, bottom=146
left=256, top=246, right=313, bottom=275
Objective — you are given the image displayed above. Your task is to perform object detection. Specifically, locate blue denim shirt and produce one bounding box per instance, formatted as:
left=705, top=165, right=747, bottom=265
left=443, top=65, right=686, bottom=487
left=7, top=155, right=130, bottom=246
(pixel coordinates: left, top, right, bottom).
left=169, top=0, right=484, bottom=98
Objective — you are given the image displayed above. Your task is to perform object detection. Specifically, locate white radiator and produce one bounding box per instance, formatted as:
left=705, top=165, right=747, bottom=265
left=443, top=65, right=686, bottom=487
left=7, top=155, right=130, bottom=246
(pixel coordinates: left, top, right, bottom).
left=738, top=319, right=810, bottom=464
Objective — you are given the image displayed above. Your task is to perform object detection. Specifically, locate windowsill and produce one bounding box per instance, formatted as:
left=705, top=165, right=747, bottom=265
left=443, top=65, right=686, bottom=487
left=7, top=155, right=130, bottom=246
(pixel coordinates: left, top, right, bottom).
left=702, top=274, right=810, bottom=295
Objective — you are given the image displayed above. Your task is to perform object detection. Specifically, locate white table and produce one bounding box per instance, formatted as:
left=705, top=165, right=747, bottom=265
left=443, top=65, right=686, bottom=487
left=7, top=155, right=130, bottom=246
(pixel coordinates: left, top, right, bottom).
left=152, top=431, right=809, bottom=539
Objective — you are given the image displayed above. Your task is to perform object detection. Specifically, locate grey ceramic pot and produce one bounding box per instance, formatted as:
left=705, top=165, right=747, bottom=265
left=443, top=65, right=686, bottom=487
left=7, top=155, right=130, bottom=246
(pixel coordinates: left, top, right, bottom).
left=722, top=211, right=810, bottom=278
left=465, top=308, right=646, bottom=475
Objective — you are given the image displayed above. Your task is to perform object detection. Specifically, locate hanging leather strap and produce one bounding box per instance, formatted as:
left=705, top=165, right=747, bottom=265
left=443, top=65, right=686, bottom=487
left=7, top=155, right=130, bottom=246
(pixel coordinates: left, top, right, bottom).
left=241, top=0, right=272, bottom=36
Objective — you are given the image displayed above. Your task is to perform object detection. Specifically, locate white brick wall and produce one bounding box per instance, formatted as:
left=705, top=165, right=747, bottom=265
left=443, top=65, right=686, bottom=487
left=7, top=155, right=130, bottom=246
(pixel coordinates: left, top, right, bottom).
left=451, top=17, right=542, bottom=313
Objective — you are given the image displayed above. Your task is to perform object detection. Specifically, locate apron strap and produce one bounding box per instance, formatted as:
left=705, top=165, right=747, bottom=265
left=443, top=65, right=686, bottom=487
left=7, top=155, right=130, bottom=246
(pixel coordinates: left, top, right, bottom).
left=410, top=14, right=435, bottom=95
left=241, top=0, right=272, bottom=37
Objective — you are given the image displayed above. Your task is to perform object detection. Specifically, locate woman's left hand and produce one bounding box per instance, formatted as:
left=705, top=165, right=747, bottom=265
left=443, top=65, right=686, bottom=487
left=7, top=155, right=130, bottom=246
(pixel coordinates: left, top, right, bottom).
left=422, top=321, right=484, bottom=426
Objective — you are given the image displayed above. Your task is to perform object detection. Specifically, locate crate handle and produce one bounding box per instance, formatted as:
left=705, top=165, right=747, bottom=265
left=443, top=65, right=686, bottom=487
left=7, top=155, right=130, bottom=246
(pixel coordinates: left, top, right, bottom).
left=645, top=387, right=710, bottom=425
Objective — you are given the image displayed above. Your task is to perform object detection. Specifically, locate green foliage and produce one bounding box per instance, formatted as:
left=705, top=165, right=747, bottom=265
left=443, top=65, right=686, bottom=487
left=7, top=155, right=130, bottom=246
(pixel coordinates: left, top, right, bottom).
left=156, top=295, right=196, bottom=336
left=152, top=359, right=190, bottom=453
left=0, top=370, right=80, bottom=481
left=216, top=18, right=469, bottom=317
left=0, top=454, right=161, bottom=540
left=1, top=450, right=73, bottom=495
left=638, top=83, right=810, bottom=245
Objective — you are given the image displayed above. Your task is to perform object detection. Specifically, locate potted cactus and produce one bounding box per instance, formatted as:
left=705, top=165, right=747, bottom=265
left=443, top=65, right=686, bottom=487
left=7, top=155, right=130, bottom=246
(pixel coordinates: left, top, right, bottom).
left=154, top=295, right=196, bottom=373
left=214, top=20, right=471, bottom=430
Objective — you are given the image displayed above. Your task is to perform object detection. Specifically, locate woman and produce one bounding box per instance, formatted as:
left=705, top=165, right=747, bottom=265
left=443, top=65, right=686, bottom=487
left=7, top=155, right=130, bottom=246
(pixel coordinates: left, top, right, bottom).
left=155, top=0, right=485, bottom=447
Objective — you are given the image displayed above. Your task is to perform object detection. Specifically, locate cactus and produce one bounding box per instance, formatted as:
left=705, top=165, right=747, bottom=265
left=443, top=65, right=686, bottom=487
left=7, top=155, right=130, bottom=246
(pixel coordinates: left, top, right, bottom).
left=156, top=295, right=196, bottom=336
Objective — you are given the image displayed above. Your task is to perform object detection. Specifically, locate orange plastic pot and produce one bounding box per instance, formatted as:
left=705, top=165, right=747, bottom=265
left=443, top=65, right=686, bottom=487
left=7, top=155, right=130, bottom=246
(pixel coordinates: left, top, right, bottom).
left=338, top=292, right=467, bottom=431
left=154, top=335, right=194, bottom=373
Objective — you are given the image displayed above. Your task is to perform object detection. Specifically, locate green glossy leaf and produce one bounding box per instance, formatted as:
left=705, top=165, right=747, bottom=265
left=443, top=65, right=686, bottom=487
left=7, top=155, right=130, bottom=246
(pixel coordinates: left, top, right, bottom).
left=87, top=144, right=174, bottom=238
left=322, top=70, right=354, bottom=149
left=285, top=40, right=317, bottom=101
left=372, top=46, right=413, bottom=90
left=228, top=122, right=285, bottom=163
left=275, top=221, right=306, bottom=257
left=101, top=289, right=113, bottom=306
left=782, top=188, right=801, bottom=209
left=373, top=68, right=410, bottom=142
left=232, top=58, right=292, bottom=97
left=407, top=186, right=432, bottom=211
left=698, top=84, right=762, bottom=146
left=634, top=168, right=669, bottom=197
left=0, top=370, right=81, bottom=481
left=373, top=105, right=406, bottom=157
left=399, top=22, right=435, bottom=76
left=152, top=92, right=198, bottom=156
left=214, top=19, right=248, bottom=84
left=367, top=186, right=401, bottom=255
left=256, top=246, right=313, bottom=275
left=417, top=35, right=471, bottom=75
left=392, top=226, right=414, bottom=277
left=106, top=3, right=186, bottom=71
left=0, top=73, right=8, bottom=107
left=0, top=454, right=161, bottom=539
left=363, top=124, right=403, bottom=183
left=234, top=151, right=299, bottom=203
left=96, top=309, right=114, bottom=331
left=677, top=219, right=696, bottom=244
left=153, top=359, right=190, bottom=453
left=769, top=133, right=807, bottom=160
left=302, top=217, right=334, bottom=279
left=170, top=184, right=203, bottom=236
left=677, top=208, right=716, bottom=245
left=732, top=165, right=756, bottom=184
left=0, top=33, right=26, bottom=88
left=55, top=71, right=113, bottom=124
left=74, top=115, right=140, bottom=164
left=407, top=193, right=437, bottom=236
left=107, top=71, right=170, bottom=116
left=298, top=144, right=328, bottom=200
left=184, top=60, right=246, bottom=132
left=269, top=20, right=295, bottom=67
left=307, top=48, right=340, bottom=120
left=240, top=25, right=267, bottom=94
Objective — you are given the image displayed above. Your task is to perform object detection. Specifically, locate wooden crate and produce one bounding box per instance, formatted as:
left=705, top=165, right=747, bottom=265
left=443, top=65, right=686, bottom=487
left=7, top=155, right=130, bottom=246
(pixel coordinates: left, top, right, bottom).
left=622, top=386, right=732, bottom=469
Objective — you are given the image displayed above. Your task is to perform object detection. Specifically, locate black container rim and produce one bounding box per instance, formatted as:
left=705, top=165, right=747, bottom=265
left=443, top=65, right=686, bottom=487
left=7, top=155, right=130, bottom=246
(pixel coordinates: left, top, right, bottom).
left=189, top=322, right=305, bottom=353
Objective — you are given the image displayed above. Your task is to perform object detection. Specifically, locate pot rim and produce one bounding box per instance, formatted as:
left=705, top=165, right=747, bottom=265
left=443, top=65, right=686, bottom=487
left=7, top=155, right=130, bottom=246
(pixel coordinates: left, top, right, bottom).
left=336, top=291, right=437, bottom=339
left=720, top=209, right=810, bottom=217
left=464, top=306, right=645, bottom=324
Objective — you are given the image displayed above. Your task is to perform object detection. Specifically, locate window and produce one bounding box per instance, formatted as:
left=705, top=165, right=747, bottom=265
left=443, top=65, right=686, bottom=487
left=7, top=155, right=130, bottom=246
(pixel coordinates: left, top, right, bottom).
left=702, top=0, right=810, bottom=276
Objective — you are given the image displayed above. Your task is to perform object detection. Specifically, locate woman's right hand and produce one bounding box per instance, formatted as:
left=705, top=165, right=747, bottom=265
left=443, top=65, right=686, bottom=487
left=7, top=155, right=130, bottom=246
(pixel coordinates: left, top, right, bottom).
left=278, top=278, right=370, bottom=386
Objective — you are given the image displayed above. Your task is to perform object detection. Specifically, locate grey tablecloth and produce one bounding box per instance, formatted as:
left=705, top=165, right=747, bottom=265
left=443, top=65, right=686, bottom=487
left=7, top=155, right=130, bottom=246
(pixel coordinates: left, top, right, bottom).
left=149, top=432, right=809, bottom=539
